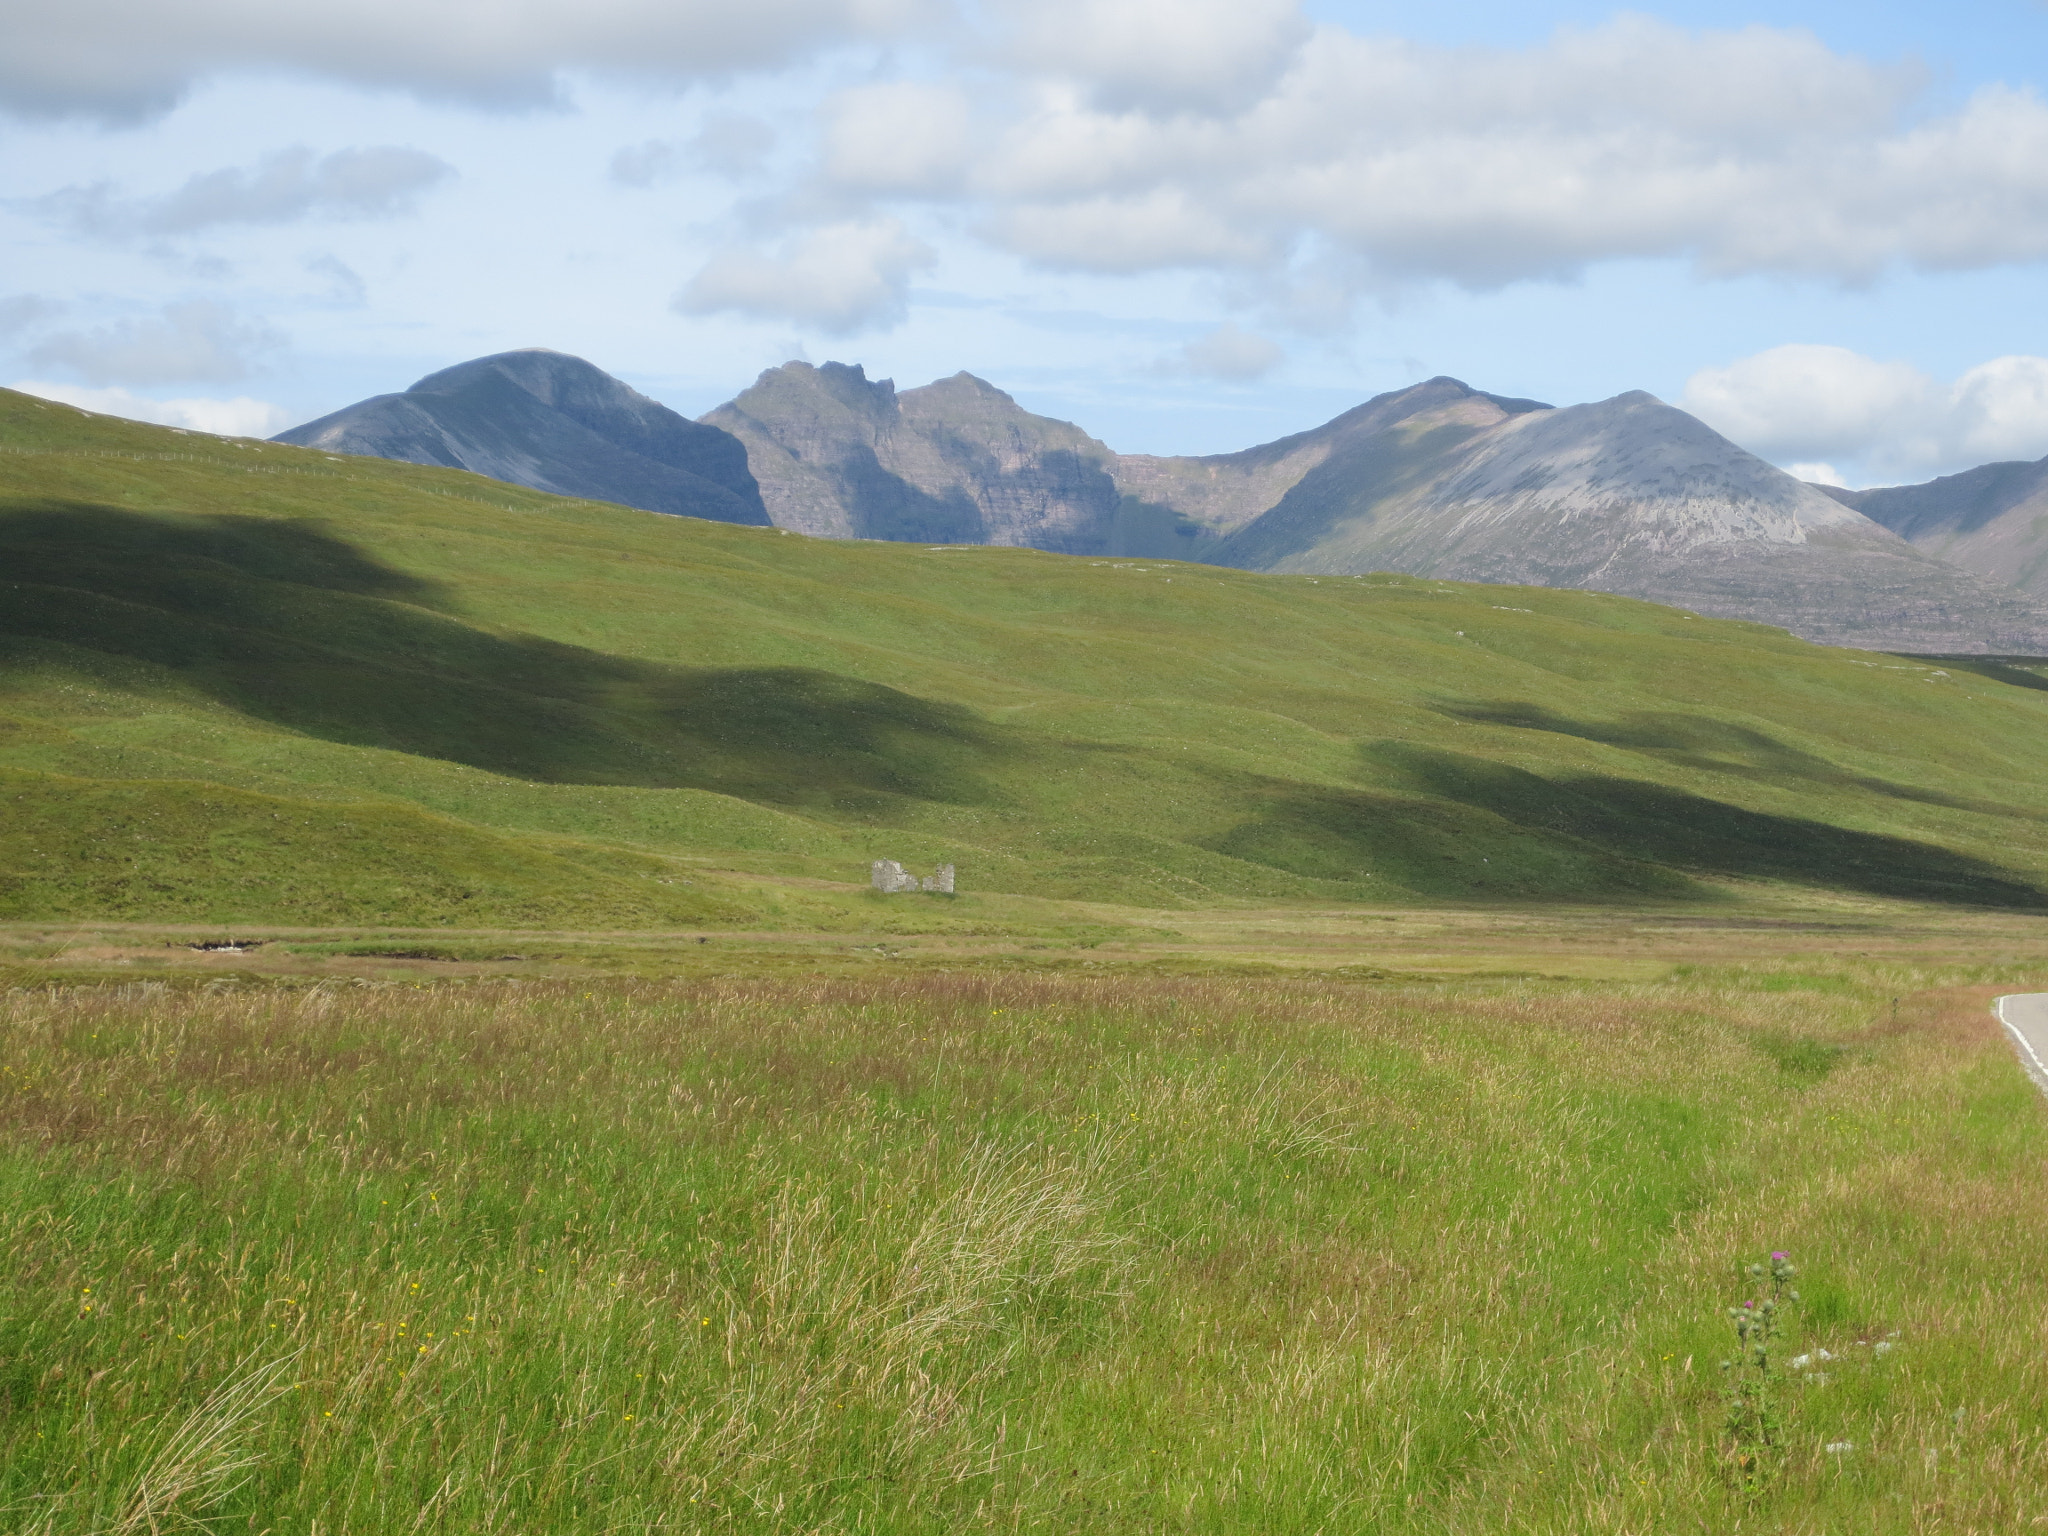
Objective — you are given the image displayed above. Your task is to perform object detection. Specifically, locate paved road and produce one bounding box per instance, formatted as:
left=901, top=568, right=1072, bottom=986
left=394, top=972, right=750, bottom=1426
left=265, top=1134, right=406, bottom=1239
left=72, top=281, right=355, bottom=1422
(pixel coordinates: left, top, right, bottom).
left=1994, top=994, right=2048, bottom=1092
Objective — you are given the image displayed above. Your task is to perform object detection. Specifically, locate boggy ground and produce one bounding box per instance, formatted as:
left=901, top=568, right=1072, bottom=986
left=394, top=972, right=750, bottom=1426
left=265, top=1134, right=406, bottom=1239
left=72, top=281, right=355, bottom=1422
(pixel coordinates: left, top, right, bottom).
left=2, top=927, right=2046, bottom=1532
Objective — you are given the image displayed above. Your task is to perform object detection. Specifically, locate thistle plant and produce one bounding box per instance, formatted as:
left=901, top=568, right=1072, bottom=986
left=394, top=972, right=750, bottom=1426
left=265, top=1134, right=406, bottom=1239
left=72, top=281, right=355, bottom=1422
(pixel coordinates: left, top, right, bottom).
left=1721, top=1250, right=1800, bottom=1492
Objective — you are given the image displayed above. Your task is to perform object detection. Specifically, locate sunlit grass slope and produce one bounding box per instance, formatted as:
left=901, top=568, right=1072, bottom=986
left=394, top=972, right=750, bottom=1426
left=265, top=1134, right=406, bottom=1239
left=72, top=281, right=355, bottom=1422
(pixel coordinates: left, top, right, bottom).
left=8, top=385, right=2048, bottom=924
left=3, top=969, right=2045, bottom=1531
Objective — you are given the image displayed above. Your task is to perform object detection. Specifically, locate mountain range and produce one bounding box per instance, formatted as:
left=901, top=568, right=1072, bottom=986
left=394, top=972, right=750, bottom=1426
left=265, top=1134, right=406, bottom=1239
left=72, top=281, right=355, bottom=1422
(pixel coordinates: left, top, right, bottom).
left=275, top=350, right=2048, bottom=655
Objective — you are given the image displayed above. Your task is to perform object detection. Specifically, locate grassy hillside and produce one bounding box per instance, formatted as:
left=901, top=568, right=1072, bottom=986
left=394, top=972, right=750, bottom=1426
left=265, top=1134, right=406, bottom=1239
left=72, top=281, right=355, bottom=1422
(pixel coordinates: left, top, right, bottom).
left=7, top=385, right=2048, bottom=926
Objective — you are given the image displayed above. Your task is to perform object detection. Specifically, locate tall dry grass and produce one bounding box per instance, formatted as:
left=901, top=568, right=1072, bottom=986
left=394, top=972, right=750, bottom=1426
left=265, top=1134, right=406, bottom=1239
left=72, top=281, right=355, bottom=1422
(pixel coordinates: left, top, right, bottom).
left=1, top=965, right=2045, bottom=1531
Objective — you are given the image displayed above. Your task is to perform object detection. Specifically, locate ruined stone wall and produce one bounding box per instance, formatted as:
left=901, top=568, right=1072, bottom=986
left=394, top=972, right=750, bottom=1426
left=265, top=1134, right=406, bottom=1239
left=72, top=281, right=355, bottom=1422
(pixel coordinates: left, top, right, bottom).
left=872, top=860, right=954, bottom=893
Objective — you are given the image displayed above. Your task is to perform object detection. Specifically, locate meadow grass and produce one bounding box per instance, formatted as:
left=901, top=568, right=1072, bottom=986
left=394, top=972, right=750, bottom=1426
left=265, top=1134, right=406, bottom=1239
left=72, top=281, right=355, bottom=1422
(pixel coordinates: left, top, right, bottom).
left=3, top=964, right=2044, bottom=1532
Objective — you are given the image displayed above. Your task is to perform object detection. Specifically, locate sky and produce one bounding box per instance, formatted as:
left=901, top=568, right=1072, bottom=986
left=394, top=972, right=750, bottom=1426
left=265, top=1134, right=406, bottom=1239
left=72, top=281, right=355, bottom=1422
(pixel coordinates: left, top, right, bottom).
left=5, top=0, right=2048, bottom=487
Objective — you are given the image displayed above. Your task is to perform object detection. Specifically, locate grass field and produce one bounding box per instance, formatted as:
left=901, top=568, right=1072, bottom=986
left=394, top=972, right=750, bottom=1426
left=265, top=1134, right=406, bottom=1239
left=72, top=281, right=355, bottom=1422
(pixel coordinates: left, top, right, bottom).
left=3, top=938, right=2046, bottom=1533
left=10, top=394, right=2048, bottom=1531
left=11, top=388, right=2048, bottom=928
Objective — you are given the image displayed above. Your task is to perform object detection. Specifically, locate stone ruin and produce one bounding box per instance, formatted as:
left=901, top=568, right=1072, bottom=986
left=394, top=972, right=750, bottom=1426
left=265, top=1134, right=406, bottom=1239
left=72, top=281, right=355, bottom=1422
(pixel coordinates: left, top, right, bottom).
left=871, top=860, right=955, bottom=894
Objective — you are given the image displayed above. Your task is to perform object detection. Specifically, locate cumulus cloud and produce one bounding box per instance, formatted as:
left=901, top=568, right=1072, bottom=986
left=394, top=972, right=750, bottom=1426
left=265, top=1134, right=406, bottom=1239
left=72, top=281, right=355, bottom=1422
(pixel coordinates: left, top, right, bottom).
left=1786, top=462, right=1848, bottom=488
left=9, top=380, right=289, bottom=436
left=1682, top=344, right=2048, bottom=481
left=0, top=0, right=938, bottom=122
left=37, top=147, right=454, bottom=238
left=1155, top=322, right=1284, bottom=381
left=674, top=217, right=935, bottom=334
left=986, top=0, right=1309, bottom=115
left=24, top=301, right=283, bottom=386
left=823, top=83, right=975, bottom=195
left=792, top=14, right=2048, bottom=299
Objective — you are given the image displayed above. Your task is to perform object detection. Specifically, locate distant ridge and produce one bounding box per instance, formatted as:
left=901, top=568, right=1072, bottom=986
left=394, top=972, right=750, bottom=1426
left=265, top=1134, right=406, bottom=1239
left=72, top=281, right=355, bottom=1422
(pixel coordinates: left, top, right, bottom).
left=1199, top=382, right=2048, bottom=654
left=704, top=366, right=2048, bottom=653
left=279, top=349, right=2048, bottom=652
left=274, top=350, right=770, bottom=525
left=1816, top=455, right=2048, bottom=599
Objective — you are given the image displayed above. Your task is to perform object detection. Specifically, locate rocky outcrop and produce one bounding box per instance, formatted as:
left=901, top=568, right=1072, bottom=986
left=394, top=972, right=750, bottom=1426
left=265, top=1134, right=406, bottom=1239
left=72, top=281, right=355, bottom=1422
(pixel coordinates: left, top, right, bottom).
left=702, top=362, right=1155, bottom=551
left=275, top=350, right=770, bottom=525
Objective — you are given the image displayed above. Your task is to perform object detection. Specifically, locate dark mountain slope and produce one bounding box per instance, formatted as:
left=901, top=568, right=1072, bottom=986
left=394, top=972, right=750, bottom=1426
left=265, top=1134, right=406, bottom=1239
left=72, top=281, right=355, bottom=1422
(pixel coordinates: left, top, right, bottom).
left=275, top=349, right=769, bottom=525
left=1818, top=455, right=2048, bottom=598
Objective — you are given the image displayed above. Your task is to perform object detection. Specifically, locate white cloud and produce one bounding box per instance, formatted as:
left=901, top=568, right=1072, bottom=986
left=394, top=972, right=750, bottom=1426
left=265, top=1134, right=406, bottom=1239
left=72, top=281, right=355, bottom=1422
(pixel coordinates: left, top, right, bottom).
left=1949, top=356, right=2048, bottom=460
left=24, top=301, right=283, bottom=385
left=1156, top=322, right=1284, bottom=381
left=0, top=0, right=938, bottom=122
left=1682, top=344, right=2048, bottom=481
left=1681, top=345, right=1931, bottom=456
left=673, top=217, right=935, bottom=334
left=823, top=83, right=975, bottom=195
left=37, top=147, right=455, bottom=238
left=1786, top=462, right=1848, bottom=488
left=9, top=380, right=289, bottom=436
left=789, top=14, right=2048, bottom=299
left=984, top=187, right=1275, bottom=272
left=986, top=0, right=1310, bottom=115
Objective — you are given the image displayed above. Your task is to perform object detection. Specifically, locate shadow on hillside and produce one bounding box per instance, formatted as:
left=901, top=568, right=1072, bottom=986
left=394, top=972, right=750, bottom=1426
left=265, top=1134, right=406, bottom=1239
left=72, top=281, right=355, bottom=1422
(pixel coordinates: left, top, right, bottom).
left=1213, top=418, right=1491, bottom=570
left=1, top=500, right=451, bottom=605
left=1892, top=656, right=2048, bottom=694
left=1202, top=777, right=1697, bottom=901
left=1436, top=700, right=2027, bottom=818
left=833, top=449, right=988, bottom=544
left=1366, top=741, right=2048, bottom=910
left=1, top=501, right=1013, bottom=808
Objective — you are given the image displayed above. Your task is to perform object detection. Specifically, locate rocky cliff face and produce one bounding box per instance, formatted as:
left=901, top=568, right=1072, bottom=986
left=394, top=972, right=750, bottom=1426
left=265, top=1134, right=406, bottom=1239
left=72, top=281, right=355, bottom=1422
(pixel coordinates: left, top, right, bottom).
left=274, top=350, right=769, bottom=525
left=1818, top=456, right=2048, bottom=601
left=701, top=362, right=1165, bottom=552
left=702, top=365, right=1549, bottom=557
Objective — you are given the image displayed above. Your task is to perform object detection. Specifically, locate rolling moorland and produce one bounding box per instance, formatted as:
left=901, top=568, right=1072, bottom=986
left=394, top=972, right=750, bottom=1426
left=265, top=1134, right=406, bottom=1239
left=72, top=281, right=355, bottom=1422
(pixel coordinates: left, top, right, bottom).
left=8, top=388, right=2048, bottom=1531
left=11, top=385, right=2048, bottom=931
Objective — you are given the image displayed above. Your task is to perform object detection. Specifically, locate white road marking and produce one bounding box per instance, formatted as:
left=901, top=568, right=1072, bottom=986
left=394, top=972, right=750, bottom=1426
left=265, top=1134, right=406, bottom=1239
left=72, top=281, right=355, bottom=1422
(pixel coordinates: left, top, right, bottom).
left=1993, top=994, right=2048, bottom=1093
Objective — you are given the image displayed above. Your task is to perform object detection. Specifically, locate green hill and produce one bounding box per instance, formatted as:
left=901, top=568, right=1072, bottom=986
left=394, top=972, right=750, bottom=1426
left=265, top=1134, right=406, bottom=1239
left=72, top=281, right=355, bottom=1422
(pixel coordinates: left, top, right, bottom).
left=7, top=385, right=2048, bottom=927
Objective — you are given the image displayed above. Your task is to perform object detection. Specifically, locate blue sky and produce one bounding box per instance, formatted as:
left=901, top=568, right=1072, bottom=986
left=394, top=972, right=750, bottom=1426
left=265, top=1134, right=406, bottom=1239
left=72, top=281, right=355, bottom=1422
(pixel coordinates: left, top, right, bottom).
left=4, top=0, right=2047, bottom=485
